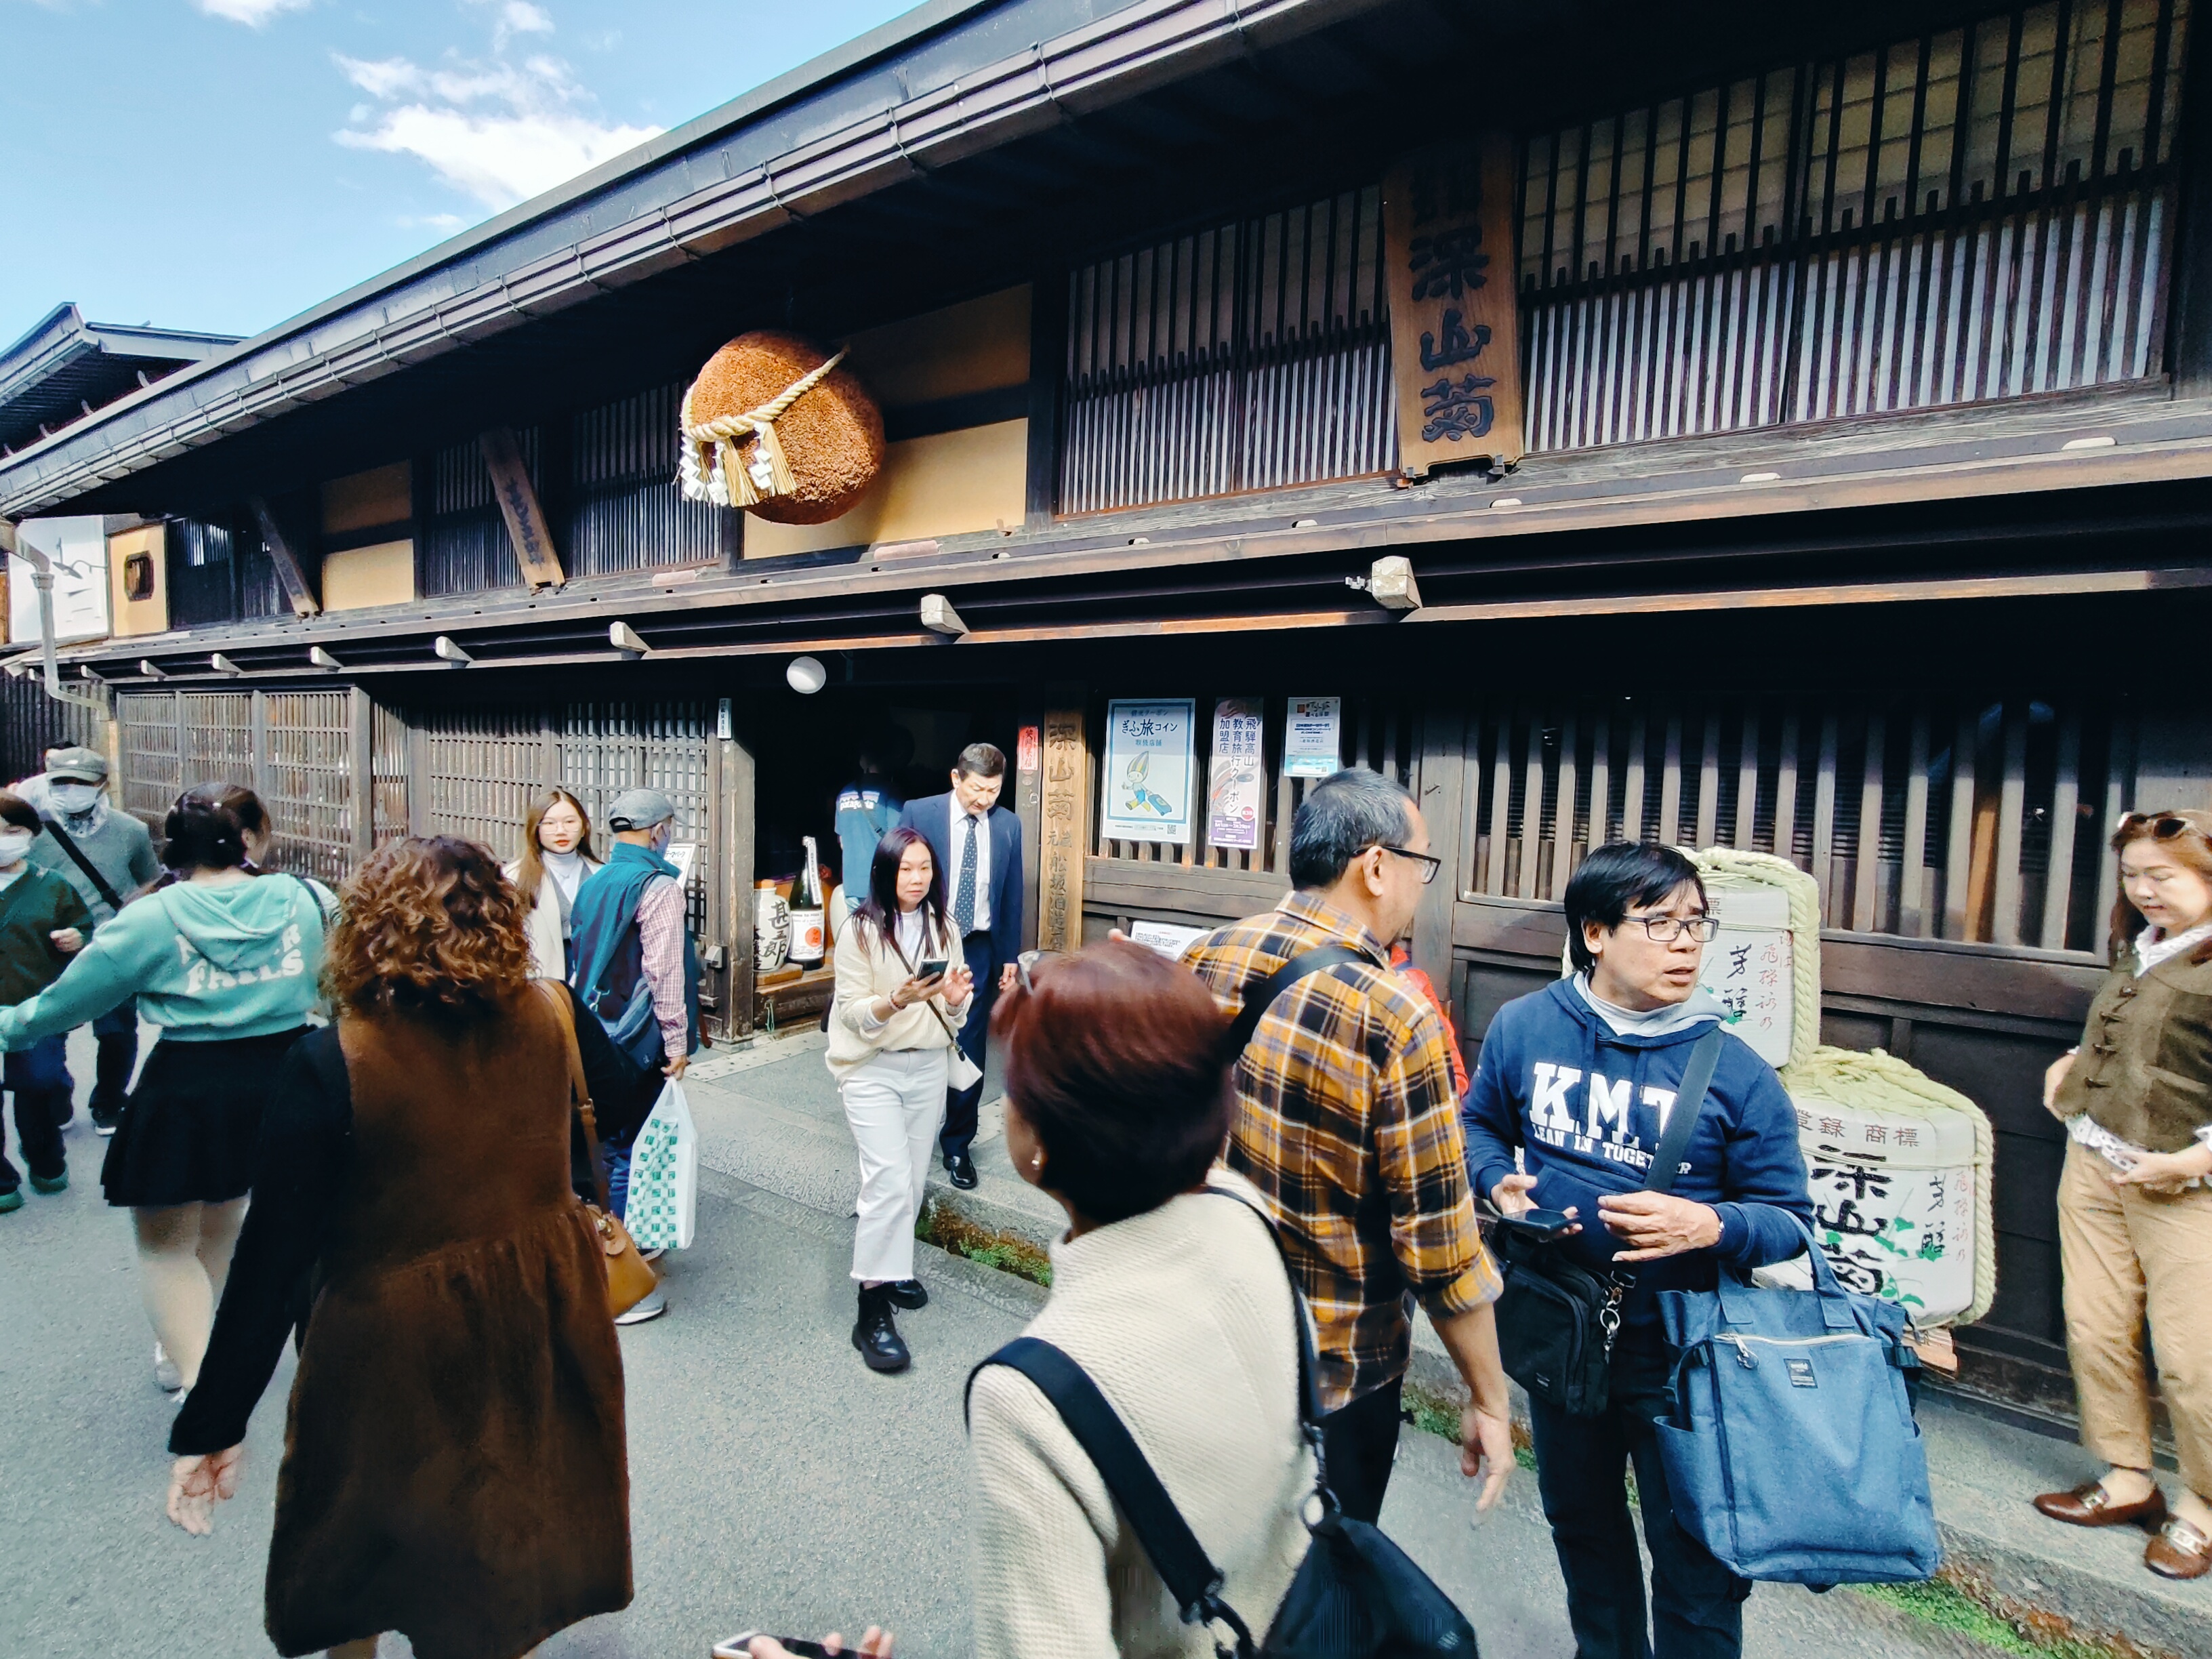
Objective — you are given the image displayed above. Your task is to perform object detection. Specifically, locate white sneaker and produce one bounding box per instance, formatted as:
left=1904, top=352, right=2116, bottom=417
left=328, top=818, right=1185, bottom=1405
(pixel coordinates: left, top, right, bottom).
left=613, top=1286, right=668, bottom=1326
left=154, top=1342, right=182, bottom=1393
left=639, top=1247, right=665, bottom=1263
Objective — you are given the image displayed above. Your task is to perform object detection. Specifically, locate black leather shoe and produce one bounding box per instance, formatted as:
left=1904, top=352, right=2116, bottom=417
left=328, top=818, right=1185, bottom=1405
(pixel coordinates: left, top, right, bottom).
left=945, top=1151, right=979, bottom=1190
left=853, top=1286, right=910, bottom=1372
left=884, top=1279, right=928, bottom=1309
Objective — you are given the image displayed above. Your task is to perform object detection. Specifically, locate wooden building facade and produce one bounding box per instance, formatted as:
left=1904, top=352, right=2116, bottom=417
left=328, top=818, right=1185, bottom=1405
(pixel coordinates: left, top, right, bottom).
left=7, top=0, right=2212, bottom=1423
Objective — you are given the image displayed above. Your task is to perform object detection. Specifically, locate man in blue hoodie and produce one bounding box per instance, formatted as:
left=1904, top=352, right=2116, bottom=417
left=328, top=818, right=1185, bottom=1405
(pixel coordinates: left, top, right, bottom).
left=1463, top=842, right=1811, bottom=1659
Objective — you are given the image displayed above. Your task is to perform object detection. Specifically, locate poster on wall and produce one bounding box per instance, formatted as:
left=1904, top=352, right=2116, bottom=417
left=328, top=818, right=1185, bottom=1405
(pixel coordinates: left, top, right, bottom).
left=1101, top=699, right=1195, bottom=844
left=9, top=517, right=109, bottom=645
left=1282, top=697, right=1343, bottom=778
left=1207, top=697, right=1265, bottom=850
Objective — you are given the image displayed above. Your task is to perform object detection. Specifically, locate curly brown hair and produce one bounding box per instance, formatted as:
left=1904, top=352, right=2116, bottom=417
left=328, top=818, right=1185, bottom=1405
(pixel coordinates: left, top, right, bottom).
left=324, top=836, right=532, bottom=1019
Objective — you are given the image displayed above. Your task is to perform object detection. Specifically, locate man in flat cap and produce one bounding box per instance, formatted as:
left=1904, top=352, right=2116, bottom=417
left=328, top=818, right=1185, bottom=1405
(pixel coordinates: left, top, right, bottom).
left=22, top=745, right=158, bottom=1133
left=567, top=788, right=701, bottom=1326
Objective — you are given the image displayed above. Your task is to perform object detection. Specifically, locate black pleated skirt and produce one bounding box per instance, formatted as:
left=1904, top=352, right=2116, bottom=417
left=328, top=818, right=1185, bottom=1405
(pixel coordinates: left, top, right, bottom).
left=101, top=1027, right=310, bottom=1207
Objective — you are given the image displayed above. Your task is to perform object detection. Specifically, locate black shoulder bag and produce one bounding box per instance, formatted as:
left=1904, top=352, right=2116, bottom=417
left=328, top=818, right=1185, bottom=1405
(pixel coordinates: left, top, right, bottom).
left=39, top=814, right=127, bottom=915
left=1490, top=1025, right=1724, bottom=1418
left=966, top=1185, right=1479, bottom=1659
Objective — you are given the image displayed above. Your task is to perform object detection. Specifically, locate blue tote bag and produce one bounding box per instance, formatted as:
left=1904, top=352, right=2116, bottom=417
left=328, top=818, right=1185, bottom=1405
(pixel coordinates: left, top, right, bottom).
left=1652, top=1216, right=1940, bottom=1586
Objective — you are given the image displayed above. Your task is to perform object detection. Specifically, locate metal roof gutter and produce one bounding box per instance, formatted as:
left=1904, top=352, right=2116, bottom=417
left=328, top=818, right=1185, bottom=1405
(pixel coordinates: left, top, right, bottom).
left=0, top=0, right=1386, bottom=522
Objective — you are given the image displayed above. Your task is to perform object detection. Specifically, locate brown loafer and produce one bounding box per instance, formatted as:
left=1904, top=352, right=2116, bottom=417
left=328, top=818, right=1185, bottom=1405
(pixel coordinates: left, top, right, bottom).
left=2032, top=1481, right=2169, bottom=1529
left=2147, top=1519, right=2212, bottom=1580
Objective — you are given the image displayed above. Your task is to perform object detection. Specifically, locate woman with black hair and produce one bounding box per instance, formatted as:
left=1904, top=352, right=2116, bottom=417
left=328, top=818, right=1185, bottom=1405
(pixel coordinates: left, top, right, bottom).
left=825, top=824, right=974, bottom=1372
left=0, top=784, right=326, bottom=1403
left=1462, top=840, right=1811, bottom=1659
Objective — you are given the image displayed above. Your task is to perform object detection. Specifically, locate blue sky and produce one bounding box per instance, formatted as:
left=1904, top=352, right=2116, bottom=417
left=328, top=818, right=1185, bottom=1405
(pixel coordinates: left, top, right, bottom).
left=2, top=0, right=919, bottom=350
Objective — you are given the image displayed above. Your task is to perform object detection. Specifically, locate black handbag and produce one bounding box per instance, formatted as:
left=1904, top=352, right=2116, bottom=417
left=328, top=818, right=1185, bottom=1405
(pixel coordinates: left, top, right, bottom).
left=1490, top=1025, right=1724, bottom=1418
left=966, top=1186, right=1479, bottom=1659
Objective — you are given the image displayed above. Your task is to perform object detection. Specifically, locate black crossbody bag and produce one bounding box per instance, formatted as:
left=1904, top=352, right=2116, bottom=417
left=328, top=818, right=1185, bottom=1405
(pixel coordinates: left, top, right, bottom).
left=39, top=814, right=127, bottom=915
left=1490, top=1025, right=1724, bottom=1418
left=967, top=1185, right=1478, bottom=1658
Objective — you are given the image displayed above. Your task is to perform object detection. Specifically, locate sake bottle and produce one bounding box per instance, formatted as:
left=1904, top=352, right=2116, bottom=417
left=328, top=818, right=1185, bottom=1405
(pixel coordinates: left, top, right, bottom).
left=787, top=835, right=827, bottom=967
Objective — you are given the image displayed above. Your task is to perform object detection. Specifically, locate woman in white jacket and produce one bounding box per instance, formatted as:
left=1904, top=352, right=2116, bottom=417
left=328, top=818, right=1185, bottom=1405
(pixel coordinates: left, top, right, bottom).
left=503, top=788, right=600, bottom=981
left=826, top=824, right=972, bottom=1374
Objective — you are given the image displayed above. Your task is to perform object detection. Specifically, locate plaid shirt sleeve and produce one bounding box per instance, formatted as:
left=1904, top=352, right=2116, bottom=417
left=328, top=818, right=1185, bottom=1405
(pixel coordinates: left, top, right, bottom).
left=635, top=876, right=690, bottom=1059
left=1373, top=1008, right=1502, bottom=1317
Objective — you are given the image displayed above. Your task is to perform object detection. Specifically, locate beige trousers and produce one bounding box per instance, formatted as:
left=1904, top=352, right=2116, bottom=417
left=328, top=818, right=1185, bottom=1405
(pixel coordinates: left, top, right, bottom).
left=2058, top=1141, right=2212, bottom=1496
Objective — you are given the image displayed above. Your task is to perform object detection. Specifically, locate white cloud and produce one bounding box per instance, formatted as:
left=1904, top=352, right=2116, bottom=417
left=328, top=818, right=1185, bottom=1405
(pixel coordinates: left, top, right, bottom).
left=195, top=0, right=309, bottom=24
left=334, top=25, right=657, bottom=211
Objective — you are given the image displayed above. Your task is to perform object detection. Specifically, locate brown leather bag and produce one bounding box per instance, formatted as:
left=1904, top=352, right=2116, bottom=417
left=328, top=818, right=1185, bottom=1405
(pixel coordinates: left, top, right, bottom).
left=539, top=981, right=659, bottom=1317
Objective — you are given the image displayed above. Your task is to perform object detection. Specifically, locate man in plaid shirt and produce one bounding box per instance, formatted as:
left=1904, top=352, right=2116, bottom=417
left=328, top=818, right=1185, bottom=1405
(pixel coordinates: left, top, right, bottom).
left=1184, top=767, right=1512, bottom=1523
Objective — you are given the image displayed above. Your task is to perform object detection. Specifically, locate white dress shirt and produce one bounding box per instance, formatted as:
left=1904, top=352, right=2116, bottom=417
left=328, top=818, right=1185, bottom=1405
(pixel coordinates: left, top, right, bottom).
left=947, top=806, right=992, bottom=935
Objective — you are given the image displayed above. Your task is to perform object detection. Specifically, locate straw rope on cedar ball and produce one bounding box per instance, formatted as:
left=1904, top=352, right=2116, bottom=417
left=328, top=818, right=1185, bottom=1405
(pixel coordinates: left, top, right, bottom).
left=686, top=331, right=884, bottom=524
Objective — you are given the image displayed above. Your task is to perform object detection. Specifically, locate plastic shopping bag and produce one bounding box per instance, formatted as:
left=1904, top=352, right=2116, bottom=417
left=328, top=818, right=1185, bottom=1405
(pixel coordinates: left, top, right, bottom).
left=623, top=1080, right=697, bottom=1252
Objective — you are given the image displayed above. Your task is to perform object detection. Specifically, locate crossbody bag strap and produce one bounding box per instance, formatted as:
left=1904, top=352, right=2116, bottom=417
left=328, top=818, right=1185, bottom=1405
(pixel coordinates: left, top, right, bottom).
left=537, top=979, right=611, bottom=1212
left=1639, top=1025, right=1726, bottom=1198
left=39, top=815, right=126, bottom=914
left=882, top=914, right=965, bottom=1046
left=1224, top=943, right=1369, bottom=1058
left=964, top=1337, right=1257, bottom=1658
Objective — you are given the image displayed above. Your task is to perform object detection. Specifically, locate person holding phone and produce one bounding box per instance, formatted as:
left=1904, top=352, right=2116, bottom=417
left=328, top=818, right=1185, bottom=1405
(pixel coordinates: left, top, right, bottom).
left=825, top=825, right=972, bottom=1372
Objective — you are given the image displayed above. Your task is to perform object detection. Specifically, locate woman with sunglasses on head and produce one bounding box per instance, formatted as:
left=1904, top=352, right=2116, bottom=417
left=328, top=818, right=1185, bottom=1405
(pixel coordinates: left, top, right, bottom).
left=2036, top=808, right=2212, bottom=1580
left=825, top=825, right=973, bottom=1372
left=0, top=784, right=327, bottom=1405
left=503, top=787, right=601, bottom=981
left=1462, top=841, right=1811, bottom=1659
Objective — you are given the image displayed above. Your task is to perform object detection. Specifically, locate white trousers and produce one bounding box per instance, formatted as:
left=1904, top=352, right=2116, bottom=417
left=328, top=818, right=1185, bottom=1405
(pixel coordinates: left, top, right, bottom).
left=841, top=1048, right=948, bottom=1284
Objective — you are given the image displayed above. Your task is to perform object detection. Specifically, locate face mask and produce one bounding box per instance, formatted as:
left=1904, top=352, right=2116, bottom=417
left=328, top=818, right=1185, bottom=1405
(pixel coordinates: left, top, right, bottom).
left=49, top=783, right=101, bottom=815
left=0, top=830, right=33, bottom=863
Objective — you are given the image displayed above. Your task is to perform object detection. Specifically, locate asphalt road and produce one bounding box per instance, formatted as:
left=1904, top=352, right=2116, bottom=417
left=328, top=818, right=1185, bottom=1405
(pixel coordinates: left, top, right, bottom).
left=0, top=1033, right=2014, bottom=1659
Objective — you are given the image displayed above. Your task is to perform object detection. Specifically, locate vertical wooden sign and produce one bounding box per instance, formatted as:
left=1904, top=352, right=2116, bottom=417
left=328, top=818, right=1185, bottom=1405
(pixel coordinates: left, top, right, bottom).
left=1383, top=135, right=1525, bottom=478
left=1037, top=702, right=1088, bottom=952
left=480, top=426, right=567, bottom=590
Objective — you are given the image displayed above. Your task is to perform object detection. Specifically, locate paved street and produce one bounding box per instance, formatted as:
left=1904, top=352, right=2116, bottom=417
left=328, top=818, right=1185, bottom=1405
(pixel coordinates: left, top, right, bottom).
left=1, top=1027, right=2021, bottom=1658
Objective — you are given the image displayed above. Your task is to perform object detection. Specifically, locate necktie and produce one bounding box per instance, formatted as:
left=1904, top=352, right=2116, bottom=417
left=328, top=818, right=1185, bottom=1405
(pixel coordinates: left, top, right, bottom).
left=954, top=811, right=979, bottom=936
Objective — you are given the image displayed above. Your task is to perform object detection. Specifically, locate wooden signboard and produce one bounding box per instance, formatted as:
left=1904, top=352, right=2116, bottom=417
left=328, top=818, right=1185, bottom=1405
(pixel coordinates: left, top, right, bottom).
left=247, top=495, right=322, bottom=617
left=1382, top=135, right=1525, bottom=478
left=1037, top=703, right=1089, bottom=952
left=480, top=426, right=567, bottom=590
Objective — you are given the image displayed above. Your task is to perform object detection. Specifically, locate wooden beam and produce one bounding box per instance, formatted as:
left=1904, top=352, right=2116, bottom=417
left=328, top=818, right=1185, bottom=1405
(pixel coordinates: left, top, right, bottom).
left=479, top=426, right=566, bottom=590
left=246, top=495, right=320, bottom=617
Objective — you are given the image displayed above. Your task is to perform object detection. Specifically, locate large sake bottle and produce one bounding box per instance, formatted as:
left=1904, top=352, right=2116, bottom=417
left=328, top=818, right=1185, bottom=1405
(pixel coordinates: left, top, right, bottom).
left=787, top=836, right=827, bottom=967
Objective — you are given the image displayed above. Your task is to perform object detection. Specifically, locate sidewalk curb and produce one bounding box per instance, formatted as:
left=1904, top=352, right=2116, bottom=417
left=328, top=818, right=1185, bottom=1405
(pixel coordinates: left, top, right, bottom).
left=918, top=1170, right=2203, bottom=1659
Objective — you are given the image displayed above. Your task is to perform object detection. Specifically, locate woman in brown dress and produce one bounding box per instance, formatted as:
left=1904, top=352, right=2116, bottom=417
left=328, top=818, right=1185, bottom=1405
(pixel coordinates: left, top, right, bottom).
left=165, top=836, right=634, bottom=1659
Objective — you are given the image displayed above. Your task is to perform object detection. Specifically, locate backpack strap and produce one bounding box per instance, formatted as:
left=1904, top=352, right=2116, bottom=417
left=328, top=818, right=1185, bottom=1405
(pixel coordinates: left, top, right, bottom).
left=1223, top=943, right=1369, bottom=1057
left=1640, top=1025, right=1726, bottom=1197
left=965, top=1337, right=1258, bottom=1657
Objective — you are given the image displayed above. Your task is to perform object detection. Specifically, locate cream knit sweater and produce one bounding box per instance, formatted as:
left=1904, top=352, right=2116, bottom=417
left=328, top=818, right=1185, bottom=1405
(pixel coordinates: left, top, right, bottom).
left=968, top=1172, right=1315, bottom=1659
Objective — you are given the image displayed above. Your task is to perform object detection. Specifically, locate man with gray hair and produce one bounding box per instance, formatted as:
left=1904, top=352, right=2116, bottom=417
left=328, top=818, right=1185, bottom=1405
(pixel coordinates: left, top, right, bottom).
left=1183, top=766, right=1513, bottom=1523
left=569, top=787, right=701, bottom=1326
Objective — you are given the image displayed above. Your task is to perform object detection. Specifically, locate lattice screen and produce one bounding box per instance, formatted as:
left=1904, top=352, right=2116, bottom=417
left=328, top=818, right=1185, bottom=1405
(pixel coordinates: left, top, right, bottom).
left=1460, top=693, right=2133, bottom=952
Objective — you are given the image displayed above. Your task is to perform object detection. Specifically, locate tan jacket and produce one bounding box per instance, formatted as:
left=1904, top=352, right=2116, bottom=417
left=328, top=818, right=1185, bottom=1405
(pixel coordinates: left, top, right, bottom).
left=2055, top=949, right=2212, bottom=1152
left=503, top=857, right=600, bottom=982
left=824, top=909, right=969, bottom=1081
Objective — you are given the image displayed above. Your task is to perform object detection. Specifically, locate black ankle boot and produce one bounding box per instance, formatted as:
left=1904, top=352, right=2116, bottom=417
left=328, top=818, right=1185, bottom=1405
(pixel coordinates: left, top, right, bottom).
left=853, top=1285, right=911, bottom=1372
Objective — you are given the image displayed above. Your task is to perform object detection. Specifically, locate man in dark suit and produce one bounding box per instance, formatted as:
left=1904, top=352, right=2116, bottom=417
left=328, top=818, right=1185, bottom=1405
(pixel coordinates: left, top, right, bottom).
left=898, top=741, right=1023, bottom=1189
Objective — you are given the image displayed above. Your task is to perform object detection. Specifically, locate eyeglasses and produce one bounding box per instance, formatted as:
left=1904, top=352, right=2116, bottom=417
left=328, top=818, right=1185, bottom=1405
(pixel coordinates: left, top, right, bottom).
left=1369, top=843, right=1442, bottom=885
left=1015, top=949, right=1062, bottom=995
left=2118, top=811, right=2212, bottom=842
left=1626, top=914, right=1721, bottom=943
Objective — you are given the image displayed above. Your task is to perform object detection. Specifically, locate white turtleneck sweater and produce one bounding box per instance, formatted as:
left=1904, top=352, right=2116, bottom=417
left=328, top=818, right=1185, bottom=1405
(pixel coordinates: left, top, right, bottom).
left=967, top=1171, right=1315, bottom=1659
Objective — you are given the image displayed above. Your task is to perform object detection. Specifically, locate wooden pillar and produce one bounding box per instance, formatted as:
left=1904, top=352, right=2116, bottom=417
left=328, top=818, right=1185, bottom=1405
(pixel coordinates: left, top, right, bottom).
left=1411, top=705, right=1466, bottom=1000
left=249, top=688, right=270, bottom=808
left=348, top=687, right=375, bottom=859
left=720, top=710, right=757, bottom=1038
left=1037, top=686, right=1088, bottom=951
left=1015, top=691, right=1045, bottom=954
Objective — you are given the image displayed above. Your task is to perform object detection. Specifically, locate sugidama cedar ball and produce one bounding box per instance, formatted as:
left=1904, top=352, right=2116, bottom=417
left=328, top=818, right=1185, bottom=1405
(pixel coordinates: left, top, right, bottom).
left=687, top=330, right=884, bottom=525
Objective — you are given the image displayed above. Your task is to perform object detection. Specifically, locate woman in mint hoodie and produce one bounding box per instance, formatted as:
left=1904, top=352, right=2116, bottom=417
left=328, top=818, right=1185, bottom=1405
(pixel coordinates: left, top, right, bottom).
left=0, top=785, right=325, bottom=1402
